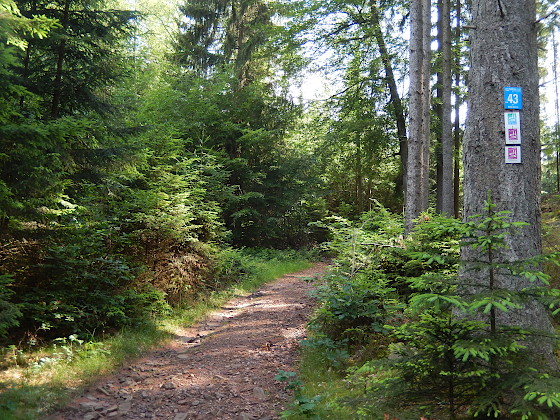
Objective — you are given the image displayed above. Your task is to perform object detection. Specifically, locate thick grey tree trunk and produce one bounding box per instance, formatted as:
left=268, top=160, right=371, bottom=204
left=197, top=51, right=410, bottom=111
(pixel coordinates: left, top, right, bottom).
left=461, top=0, right=555, bottom=360
left=405, top=0, right=432, bottom=233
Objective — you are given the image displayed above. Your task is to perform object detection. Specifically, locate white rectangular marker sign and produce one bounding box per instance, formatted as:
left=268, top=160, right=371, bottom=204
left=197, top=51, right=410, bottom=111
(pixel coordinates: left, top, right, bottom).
left=504, top=111, right=521, bottom=144
left=505, top=146, right=521, bottom=164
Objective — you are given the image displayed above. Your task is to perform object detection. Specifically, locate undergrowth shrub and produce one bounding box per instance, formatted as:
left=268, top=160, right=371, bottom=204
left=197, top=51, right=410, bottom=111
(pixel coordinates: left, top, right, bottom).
left=302, top=200, right=560, bottom=419
left=0, top=275, right=21, bottom=338
left=10, top=226, right=170, bottom=343
left=212, top=247, right=260, bottom=285
left=304, top=207, right=407, bottom=368
left=308, top=272, right=401, bottom=352
left=308, top=207, right=458, bottom=355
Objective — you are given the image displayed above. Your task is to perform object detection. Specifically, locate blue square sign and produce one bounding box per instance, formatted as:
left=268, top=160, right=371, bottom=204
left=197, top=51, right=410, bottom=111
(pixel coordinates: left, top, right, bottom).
left=504, top=87, right=522, bottom=110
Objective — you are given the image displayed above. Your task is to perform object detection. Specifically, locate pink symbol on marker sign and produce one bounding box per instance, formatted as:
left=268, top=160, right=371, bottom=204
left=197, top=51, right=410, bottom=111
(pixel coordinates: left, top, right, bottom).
left=508, top=128, right=519, bottom=142
left=505, top=146, right=521, bottom=163
left=504, top=111, right=521, bottom=144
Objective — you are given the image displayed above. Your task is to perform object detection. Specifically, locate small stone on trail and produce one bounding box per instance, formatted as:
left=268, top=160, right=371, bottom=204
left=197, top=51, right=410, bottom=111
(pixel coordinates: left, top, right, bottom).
left=162, top=381, right=177, bottom=390
left=97, top=386, right=112, bottom=396
left=104, top=405, right=118, bottom=413
left=178, top=352, right=196, bottom=358
left=173, top=414, right=189, bottom=420
left=253, top=387, right=267, bottom=401
left=118, top=401, right=132, bottom=415
left=79, top=401, right=105, bottom=411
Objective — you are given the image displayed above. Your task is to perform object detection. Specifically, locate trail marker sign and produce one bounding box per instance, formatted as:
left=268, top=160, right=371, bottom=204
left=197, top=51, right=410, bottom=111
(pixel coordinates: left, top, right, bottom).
left=505, top=146, right=521, bottom=164
left=504, top=111, right=521, bottom=144
left=504, top=87, right=522, bottom=110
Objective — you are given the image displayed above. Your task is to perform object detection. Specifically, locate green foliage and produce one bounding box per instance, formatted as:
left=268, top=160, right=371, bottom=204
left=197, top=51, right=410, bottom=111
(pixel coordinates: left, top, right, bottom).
left=304, top=206, right=406, bottom=369
left=309, top=273, right=401, bottom=346
left=276, top=370, right=322, bottom=419
left=282, top=0, right=410, bottom=212
left=303, top=199, right=560, bottom=419
left=353, top=198, right=560, bottom=419
left=0, top=251, right=310, bottom=419
left=315, top=205, right=403, bottom=273
left=12, top=226, right=170, bottom=340
left=0, top=117, right=95, bottom=222
left=0, top=275, right=21, bottom=338
left=0, top=0, right=56, bottom=49
left=136, top=65, right=326, bottom=248
left=15, top=0, right=138, bottom=118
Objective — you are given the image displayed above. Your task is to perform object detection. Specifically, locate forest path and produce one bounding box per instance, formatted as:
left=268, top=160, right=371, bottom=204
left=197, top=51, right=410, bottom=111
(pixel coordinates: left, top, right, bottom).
left=50, top=263, right=329, bottom=420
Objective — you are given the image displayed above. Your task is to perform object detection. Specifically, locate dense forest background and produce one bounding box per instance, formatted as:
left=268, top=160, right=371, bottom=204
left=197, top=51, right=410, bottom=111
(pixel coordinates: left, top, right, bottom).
left=2, top=0, right=560, bottom=418
left=0, top=0, right=559, bottom=364
left=0, top=0, right=414, bottom=344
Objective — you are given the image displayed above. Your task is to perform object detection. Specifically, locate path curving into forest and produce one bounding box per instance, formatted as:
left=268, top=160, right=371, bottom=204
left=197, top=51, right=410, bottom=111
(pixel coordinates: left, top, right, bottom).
left=49, top=263, right=329, bottom=420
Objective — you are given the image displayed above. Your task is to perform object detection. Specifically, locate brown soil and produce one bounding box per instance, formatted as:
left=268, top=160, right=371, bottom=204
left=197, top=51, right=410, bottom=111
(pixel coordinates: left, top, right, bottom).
left=48, top=263, right=329, bottom=420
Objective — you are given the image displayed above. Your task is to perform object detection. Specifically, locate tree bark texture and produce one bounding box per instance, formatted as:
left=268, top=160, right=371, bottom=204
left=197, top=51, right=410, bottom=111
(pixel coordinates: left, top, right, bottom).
left=439, top=0, right=454, bottom=216
left=453, top=0, right=462, bottom=218
left=461, top=0, right=555, bottom=356
left=405, top=0, right=431, bottom=233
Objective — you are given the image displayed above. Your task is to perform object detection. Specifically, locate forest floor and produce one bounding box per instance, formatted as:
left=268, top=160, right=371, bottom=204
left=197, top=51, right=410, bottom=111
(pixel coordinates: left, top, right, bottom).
left=47, top=263, right=329, bottom=420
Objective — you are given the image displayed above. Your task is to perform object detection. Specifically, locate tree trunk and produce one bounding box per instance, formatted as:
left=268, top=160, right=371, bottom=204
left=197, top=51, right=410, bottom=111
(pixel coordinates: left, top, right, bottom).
left=355, top=134, right=363, bottom=212
left=439, top=0, right=453, bottom=216
left=461, top=0, right=555, bottom=359
left=370, top=0, right=407, bottom=200
left=553, top=28, right=560, bottom=192
left=405, top=0, right=431, bottom=233
left=435, top=0, right=443, bottom=213
left=50, top=0, right=70, bottom=120
left=453, top=0, right=462, bottom=218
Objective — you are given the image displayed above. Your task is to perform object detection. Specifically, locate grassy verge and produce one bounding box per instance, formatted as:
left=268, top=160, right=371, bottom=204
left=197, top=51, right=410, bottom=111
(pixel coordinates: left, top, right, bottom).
left=0, top=253, right=312, bottom=420
left=279, top=345, right=359, bottom=420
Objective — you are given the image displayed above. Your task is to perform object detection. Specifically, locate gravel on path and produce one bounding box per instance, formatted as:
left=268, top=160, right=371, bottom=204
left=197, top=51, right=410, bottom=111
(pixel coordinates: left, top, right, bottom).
left=49, top=263, right=329, bottom=420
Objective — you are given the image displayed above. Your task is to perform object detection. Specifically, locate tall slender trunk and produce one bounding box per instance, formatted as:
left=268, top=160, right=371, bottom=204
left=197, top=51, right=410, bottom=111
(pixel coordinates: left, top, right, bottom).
left=419, top=0, right=431, bottom=213
left=439, top=0, right=453, bottom=216
left=553, top=28, right=560, bottom=192
left=355, top=134, right=363, bottom=212
left=370, top=0, right=408, bottom=200
left=436, top=0, right=444, bottom=213
left=453, top=0, right=462, bottom=218
left=50, top=0, right=71, bottom=120
left=405, top=0, right=432, bottom=233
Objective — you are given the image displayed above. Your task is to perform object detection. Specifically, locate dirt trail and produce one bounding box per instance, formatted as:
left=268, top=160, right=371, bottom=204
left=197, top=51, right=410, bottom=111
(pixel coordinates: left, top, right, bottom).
left=50, top=263, right=328, bottom=420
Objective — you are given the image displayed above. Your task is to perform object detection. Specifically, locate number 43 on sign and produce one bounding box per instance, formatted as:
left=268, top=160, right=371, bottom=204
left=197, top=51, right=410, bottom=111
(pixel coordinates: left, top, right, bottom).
left=504, top=87, right=522, bottom=110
